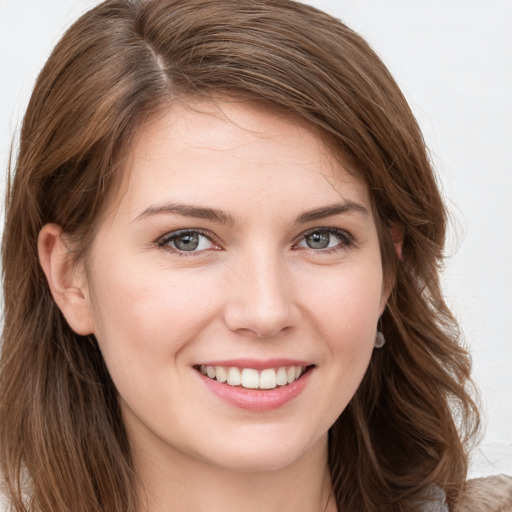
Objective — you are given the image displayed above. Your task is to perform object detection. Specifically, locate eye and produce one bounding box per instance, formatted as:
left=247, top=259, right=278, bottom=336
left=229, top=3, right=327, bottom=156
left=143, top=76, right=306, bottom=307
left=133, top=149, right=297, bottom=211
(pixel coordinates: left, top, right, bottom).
left=158, top=230, right=218, bottom=253
left=296, top=228, right=352, bottom=251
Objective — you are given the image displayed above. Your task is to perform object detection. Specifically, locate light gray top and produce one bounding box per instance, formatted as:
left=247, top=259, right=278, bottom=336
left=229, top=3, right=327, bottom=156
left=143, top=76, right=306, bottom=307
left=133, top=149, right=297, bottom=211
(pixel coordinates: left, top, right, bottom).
left=419, top=486, right=450, bottom=511
left=0, top=488, right=450, bottom=511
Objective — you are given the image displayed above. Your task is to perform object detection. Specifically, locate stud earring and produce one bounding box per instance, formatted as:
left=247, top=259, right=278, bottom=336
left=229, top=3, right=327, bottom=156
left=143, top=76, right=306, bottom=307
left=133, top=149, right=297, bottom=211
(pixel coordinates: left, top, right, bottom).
left=374, top=331, right=386, bottom=348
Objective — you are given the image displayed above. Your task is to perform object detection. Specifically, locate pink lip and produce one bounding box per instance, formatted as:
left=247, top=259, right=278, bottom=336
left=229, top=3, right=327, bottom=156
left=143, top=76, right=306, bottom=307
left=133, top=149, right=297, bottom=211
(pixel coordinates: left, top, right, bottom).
left=196, top=358, right=312, bottom=370
left=196, top=364, right=314, bottom=411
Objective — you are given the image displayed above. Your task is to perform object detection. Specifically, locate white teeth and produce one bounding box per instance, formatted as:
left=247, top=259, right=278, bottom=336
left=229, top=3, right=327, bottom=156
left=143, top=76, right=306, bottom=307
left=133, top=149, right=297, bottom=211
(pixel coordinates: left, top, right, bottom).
left=200, top=365, right=308, bottom=389
left=227, top=367, right=241, bottom=386
left=259, top=368, right=277, bottom=389
left=241, top=368, right=259, bottom=389
left=215, top=366, right=227, bottom=383
left=276, top=367, right=288, bottom=386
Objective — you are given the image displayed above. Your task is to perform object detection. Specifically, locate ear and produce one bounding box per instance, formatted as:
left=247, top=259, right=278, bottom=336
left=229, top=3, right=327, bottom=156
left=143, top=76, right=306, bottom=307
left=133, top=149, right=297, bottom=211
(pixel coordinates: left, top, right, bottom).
left=390, top=223, right=404, bottom=258
left=38, top=223, right=94, bottom=335
left=378, top=224, right=404, bottom=315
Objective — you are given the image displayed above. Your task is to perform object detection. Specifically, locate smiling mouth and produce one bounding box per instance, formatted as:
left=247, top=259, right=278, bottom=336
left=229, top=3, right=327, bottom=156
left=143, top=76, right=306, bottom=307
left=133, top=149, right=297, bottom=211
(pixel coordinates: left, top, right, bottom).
left=194, top=364, right=312, bottom=390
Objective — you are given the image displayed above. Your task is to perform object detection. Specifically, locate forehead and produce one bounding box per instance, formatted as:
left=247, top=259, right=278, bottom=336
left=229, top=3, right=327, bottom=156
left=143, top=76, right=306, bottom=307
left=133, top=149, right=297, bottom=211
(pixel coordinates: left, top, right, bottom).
left=112, top=99, right=371, bottom=222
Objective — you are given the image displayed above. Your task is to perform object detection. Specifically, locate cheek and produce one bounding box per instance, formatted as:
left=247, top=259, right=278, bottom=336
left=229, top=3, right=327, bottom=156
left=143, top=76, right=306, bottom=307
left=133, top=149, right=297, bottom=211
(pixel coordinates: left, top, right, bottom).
left=87, top=264, right=221, bottom=374
left=287, top=265, right=383, bottom=429
left=301, top=263, right=384, bottom=334
left=300, top=263, right=382, bottom=381
left=85, top=267, right=224, bottom=423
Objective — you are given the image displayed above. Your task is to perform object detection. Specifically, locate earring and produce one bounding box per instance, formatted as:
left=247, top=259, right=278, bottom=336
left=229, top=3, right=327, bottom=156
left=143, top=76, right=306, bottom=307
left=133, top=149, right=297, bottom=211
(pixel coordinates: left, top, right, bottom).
left=374, top=331, right=386, bottom=348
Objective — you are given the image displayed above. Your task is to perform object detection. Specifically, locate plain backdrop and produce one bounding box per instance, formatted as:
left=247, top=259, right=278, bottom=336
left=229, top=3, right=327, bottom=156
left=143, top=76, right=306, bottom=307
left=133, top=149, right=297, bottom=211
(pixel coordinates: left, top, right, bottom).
left=0, top=0, right=511, bottom=478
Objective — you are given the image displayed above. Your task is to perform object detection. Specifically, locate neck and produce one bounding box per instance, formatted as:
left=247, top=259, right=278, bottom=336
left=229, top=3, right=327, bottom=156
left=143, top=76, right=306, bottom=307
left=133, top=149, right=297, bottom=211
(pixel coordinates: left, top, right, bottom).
left=131, top=432, right=336, bottom=512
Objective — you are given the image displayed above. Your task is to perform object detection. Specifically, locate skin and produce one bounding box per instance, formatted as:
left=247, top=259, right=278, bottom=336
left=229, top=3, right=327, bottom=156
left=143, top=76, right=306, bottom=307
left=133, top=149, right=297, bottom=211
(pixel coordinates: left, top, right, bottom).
left=39, top=99, right=394, bottom=512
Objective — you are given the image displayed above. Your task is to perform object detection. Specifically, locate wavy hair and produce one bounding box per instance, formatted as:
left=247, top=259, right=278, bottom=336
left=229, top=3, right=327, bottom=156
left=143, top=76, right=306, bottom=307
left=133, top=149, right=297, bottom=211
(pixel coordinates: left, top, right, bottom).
left=1, top=1, right=479, bottom=511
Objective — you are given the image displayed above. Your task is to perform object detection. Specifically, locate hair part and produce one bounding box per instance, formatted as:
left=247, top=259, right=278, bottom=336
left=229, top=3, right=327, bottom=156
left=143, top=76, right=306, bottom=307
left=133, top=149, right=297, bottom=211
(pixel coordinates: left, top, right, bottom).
left=1, top=1, right=479, bottom=511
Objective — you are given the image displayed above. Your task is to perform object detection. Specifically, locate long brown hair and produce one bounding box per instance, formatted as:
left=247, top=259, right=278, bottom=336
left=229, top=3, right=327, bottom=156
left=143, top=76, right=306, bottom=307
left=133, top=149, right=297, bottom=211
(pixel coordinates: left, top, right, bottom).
left=1, top=1, right=479, bottom=511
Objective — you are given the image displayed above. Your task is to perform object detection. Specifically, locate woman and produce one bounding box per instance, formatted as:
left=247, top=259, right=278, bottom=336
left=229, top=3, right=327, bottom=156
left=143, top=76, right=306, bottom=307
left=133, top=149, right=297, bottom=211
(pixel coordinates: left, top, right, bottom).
left=0, top=0, right=480, bottom=511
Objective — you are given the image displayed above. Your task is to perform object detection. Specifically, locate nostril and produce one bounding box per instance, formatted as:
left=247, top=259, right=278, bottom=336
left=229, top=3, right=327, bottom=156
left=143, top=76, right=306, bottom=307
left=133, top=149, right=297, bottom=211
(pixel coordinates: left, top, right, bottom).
left=224, top=311, right=298, bottom=339
left=223, top=275, right=300, bottom=337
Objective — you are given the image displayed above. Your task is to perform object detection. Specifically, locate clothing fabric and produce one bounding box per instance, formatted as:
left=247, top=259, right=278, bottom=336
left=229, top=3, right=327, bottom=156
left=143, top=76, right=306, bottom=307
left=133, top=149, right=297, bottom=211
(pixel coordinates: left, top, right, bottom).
left=418, top=486, right=450, bottom=511
left=0, top=491, right=450, bottom=511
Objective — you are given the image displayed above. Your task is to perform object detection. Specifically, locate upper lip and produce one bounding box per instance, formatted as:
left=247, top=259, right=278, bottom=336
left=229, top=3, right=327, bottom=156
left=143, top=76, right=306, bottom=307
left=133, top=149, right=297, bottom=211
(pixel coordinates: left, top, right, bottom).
left=195, top=358, right=313, bottom=370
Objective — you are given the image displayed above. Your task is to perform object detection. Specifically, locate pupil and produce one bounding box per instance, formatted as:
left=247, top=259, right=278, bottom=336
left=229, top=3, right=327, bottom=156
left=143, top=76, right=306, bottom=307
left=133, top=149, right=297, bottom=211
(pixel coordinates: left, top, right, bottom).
left=306, top=231, right=329, bottom=249
left=175, top=233, right=199, bottom=251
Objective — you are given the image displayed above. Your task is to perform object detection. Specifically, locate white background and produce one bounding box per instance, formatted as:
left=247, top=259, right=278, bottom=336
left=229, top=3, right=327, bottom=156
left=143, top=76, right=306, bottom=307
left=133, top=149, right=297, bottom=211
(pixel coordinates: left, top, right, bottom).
left=0, top=0, right=510, bottom=478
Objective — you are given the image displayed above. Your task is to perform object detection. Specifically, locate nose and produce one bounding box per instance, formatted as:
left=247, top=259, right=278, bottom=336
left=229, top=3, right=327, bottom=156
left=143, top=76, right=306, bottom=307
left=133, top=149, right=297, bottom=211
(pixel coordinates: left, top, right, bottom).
left=223, top=249, right=300, bottom=338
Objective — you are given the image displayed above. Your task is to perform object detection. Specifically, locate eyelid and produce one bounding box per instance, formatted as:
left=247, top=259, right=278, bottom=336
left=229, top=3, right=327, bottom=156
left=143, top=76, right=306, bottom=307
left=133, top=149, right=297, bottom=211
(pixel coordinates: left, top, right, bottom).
left=294, top=226, right=354, bottom=251
left=156, top=228, right=220, bottom=253
left=155, top=226, right=354, bottom=255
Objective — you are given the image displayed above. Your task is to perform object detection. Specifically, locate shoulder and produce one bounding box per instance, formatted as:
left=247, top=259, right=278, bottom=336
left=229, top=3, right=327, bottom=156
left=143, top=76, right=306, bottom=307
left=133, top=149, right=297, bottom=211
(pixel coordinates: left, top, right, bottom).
left=0, top=493, right=8, bottom=511
left=418, top=486, right=449, bottom=511
left=0, top=483, right=6, bottom=511
left=418, top=474, right=512, bottom=511
left=453, top=474, right=512, bottom=512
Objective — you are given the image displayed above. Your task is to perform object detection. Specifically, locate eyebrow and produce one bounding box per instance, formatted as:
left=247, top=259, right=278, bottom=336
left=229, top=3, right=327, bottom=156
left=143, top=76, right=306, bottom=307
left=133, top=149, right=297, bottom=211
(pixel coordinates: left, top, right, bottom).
left=295, top=201, right=368, bottom=223
left=134, top=203, right=235, bottom=224
left=133, top=199, right=368, bottom=225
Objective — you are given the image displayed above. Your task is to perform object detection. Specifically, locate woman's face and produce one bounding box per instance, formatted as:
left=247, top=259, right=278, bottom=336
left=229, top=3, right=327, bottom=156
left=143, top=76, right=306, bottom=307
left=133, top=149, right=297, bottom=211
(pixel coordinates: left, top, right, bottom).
left=81, top=100, right=389, bottom=472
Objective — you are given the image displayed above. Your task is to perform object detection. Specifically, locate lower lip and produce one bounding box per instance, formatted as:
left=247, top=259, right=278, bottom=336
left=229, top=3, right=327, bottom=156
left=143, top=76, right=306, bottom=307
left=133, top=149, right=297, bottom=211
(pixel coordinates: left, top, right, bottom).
left=197, top=368, right=313, bottom=411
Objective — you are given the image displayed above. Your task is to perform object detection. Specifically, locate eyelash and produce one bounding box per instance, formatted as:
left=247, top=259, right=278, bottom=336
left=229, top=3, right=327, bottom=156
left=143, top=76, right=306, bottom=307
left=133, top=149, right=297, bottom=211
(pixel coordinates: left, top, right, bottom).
left=156, top=227, right=354, bottom=255
left=157, top=229, right=219, bottom=256
left=295, top=227, right=354, bottom=254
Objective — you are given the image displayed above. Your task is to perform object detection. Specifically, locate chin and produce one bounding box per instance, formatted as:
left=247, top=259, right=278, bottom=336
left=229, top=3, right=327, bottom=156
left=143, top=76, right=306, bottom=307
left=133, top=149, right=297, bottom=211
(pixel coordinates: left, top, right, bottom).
left=195, top=428, right=328, bottom=473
